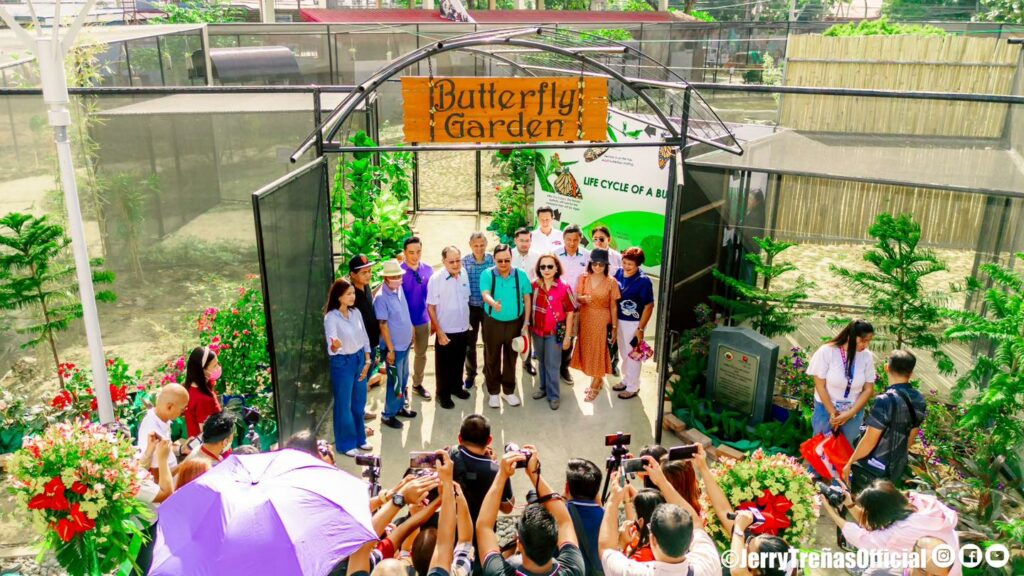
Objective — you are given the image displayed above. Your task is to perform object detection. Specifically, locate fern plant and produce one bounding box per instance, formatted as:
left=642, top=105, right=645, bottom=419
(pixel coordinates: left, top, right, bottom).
left=830, top=213, right=954, bottom=374
left=711, top=236, right=812, bottom=338
left=0, top=213, right=116, bottom=387
left=333, top=131, right=413, bottom=280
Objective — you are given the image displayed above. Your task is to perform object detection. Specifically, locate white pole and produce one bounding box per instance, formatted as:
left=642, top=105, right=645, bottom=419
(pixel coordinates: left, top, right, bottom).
left=0, top=0, right=114, bottom=424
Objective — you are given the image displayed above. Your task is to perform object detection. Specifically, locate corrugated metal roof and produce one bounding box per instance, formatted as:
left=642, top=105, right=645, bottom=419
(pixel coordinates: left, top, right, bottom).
left=688, top=129, right=1024, bottom=197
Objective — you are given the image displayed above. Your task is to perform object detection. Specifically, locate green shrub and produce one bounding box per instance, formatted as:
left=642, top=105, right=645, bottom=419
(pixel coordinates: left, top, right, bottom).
left=823, top=18, right=947, bottom=37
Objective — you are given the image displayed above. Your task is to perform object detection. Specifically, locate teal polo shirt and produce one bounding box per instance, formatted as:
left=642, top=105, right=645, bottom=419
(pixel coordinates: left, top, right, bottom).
left=479, top=267, right=532, bottom=322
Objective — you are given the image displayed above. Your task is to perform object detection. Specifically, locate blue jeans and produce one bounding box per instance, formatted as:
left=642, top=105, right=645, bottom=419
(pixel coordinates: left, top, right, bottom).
left=330, top=352, right=368, bottom=452
left=533, top=334, right=562, bottom=401
left=383, top=347, right=410, bottom=420
left=812, top=401, right=864, bottom=448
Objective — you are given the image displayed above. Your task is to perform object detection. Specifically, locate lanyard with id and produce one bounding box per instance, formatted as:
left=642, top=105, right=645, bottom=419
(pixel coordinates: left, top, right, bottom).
left=837, top=347, right=856, bottom=409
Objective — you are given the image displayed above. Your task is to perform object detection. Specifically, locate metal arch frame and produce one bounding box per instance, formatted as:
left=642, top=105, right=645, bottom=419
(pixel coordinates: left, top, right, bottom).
left=291, top=26, right=730, bottom=161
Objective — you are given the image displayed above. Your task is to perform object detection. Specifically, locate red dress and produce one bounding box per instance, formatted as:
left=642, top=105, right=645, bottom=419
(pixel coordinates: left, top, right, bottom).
left=185, top=384, right=221, bottom=438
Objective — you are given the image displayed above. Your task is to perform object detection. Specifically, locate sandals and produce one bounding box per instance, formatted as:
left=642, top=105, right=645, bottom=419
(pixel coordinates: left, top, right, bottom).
left=617, top=390, right=639, bottom=400
left=365, top=426, right=375, bottom=437
left=585, top=385, right=602, bottom=403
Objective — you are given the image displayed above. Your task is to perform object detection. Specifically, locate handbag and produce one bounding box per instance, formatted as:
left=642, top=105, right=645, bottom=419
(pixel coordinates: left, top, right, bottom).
left=800, top=432, right=853, bottom=481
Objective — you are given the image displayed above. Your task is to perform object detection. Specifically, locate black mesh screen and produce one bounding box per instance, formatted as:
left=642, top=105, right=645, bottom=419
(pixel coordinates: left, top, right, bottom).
left=253, top=158, right=333, bottom=440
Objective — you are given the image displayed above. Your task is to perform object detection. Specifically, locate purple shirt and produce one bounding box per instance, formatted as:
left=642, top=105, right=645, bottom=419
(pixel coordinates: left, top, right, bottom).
left=401, top=261, right=434, bottom=326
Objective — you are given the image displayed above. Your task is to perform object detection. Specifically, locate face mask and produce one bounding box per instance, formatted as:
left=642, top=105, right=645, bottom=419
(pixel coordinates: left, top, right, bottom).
left=207, top=366, right=222, bottom=382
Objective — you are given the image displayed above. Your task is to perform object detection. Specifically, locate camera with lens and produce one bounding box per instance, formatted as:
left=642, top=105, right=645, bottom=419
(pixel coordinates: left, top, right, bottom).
left=504, top=443, right=532, bottom=468
left=242, top=407, right=261, bottom=426
left=357, top=455, right=382, bottom=497
left=816, top=481, right=847, bottom=508
left=356, top=454, right=381, bottom=468
left=727, top=508, right=766, bottom=537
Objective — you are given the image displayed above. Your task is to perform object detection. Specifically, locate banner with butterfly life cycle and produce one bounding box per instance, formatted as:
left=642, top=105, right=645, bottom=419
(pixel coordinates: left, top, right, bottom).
left=533, top=109, right=676, bottom=274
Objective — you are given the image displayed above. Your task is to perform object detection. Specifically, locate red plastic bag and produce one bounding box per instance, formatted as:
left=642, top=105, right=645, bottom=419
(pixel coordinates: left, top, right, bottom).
left=800, top=432, right=853, bottom=480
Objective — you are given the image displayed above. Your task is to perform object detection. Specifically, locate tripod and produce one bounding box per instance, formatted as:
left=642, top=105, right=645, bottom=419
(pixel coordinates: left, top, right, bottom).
left=600, top=441, right=631, bottom=503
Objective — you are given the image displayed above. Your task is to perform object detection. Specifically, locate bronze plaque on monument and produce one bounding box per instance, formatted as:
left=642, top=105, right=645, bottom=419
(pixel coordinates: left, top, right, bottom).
left=712, top=344, right=760, bottom=415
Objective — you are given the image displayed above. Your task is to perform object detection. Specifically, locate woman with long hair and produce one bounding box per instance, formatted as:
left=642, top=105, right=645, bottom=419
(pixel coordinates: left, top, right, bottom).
left=613, top=247, right=655, bottom=400
left=324, top=279, right=373, bottom=457
left=184, top=346, right=222, bottom=439
left=530, top=254, right=577, bottom=410
left=571, top=248, right=621, bottom=402
left=623, top=488, right=665, bottom=562
left=806, top=319, right=877, bottom=447
left=661, top=460, right=703, bottom=519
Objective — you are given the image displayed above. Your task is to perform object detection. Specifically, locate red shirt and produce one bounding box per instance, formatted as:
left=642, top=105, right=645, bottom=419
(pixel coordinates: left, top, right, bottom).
left=530, top=279, right=577, bottom=337
left=185, top=384, right=221, bottom=438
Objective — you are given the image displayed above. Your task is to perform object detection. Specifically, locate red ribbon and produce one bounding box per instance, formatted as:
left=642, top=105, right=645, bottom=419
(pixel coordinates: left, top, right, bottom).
left=737, top=489, right=793, bottom=536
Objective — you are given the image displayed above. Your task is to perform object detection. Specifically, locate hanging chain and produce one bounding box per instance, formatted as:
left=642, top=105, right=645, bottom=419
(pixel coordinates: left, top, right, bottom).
left=576, top=61, right=586, bottom=141
left=427, top=56, right=436, bottom=142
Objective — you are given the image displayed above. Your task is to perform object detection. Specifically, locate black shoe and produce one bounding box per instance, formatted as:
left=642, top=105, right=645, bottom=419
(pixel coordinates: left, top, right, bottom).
left=525, top=362, right=537, bottom=377
left=413, top=386, right=433, bottom=401
left=397, top=407, right=418, bottom=418
left=463, top=376, right=475, bottom=390
left=612, top=366, right=620, bottom=377
left=439, top=398, right=455, bottom=410
left=381, top=417, right=404, bottom=430
left=453, top=389, right=471, bottom=400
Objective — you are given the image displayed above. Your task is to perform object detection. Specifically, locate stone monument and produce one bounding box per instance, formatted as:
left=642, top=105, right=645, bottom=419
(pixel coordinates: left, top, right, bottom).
left=706, top=326, right=779, bottom=424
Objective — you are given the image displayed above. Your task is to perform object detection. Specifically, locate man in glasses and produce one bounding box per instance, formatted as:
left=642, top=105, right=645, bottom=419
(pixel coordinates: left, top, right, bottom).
left=427, top=246, right=473, bottom=410
left=401, top=237, right=434, bottom=402
left=480, top=244, right=533, bottom=409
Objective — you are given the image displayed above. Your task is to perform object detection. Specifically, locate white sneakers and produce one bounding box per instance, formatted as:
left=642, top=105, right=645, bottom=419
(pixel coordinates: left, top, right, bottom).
left=344, top=448, right=360, bottom=458
left=489, top=393, right=522, bottom=407
left=359, top=443, right=373, bottom=451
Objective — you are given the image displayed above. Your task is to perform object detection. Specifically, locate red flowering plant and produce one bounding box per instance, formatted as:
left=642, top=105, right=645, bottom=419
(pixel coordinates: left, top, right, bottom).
left=701, top=450, right=819, bottom=550
left=161, top=276, right=275, bottom=430
left=49, top=357, right=153, bottom=429
left=6, top=420, right=152, bottom=575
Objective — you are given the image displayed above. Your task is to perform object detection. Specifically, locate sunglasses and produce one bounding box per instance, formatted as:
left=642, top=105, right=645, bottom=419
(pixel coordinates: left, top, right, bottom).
left=495, top=259, right=512, bottom=264
left=539, top=264, right=556, bottom=271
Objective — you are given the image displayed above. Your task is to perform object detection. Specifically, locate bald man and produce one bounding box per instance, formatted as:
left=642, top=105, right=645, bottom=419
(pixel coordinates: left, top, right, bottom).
left=136, top=383, right=189, bottom=475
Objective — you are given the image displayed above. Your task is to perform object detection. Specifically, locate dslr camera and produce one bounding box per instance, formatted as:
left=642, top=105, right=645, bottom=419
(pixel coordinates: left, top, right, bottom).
left=504, top=443, right=532, bottom=469
left=816, top=481, right=848, bottom=508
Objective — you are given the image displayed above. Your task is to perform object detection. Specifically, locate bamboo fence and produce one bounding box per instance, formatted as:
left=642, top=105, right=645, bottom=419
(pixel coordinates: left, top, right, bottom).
left=780, top=35, right=1019, bottom=136
left=772, top=176, right=997, bottom=247
left=770, top=35, right=1022, bottom=250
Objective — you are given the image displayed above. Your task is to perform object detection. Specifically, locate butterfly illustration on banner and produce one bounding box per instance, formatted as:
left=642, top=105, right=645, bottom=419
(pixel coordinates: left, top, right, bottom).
left=554, top=166, right=582, bottom=199
left=583, top=147, right=609, bottom=162
left=657, top=146, right=676, bottom=170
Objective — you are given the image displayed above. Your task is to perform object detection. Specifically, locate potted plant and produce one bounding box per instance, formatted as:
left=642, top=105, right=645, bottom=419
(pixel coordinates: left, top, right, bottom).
left=772, top=346, right=814, bottom=422
left=6, top=421, right=153, bottom=575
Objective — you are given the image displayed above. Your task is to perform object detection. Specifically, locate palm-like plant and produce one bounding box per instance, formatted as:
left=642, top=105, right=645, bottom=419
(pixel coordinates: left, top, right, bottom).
left=711, top=236, right=813, bottom=338
left=830, top=213, right=954, bottom=374
left=944, top=253, right=1024, bottom=520
left=0, top=212, right=116, bottom=387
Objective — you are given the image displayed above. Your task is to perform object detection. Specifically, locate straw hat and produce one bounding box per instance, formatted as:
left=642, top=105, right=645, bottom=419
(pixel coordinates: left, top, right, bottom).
left=382, top=259, right=403, bottom=278
left=511, top=334, right=531, bottom=358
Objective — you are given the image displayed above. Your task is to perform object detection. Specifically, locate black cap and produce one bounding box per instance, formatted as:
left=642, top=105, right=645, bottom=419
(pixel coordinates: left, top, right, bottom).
left=348, top=254, right=373, bottom=273
left=589, top=249, right=609, bottom=265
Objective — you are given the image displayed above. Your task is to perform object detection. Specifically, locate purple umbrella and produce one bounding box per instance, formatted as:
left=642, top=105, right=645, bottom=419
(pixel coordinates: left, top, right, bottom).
left=150, top=449, right=377, bottom=576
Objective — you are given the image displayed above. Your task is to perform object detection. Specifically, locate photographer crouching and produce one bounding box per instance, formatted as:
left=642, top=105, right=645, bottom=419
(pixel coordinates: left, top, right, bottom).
left=820, top=479, right=961, bottom=576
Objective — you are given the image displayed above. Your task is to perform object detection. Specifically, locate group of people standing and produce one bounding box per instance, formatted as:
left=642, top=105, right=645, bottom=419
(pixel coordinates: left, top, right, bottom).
left=323, top=206, right=657, bottom=456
